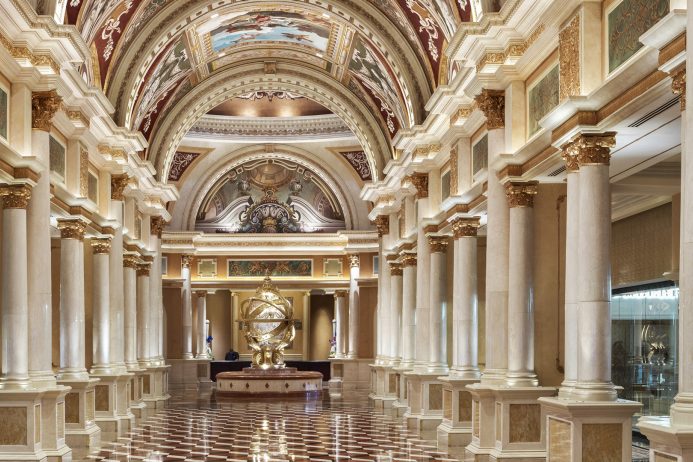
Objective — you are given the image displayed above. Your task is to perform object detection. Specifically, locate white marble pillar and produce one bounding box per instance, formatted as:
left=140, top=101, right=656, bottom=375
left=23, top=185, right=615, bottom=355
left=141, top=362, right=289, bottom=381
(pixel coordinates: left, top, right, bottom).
left=477, top=90, right=509, bottom=384
left=505, top=182, right=539, bottom=387
left=110, top=175, right=129, bottom=375
left=230, top=292, right=238, bottom=352
left=150, top=217, right=166, bottom=364
left=302, top=291, right=311, bottom=359
left=334, top=291, right=348, bottom=358
left=181, top=255, right=194, bottom=359
left=374, top=215, right=390, bottom=363
left=195, top=291, right=209, bottom=359
left=347, top=254, right=360, bottom=359
left=560, top=154, right=580, bottom=397
left=572, top=133, right=618, bottom=401
left=450, top=218, right=481, bottom=379
left=400, top=253, right=417, bottom=369
left=0, top=184, right=32, bottom=388
left=137, top=262, right=152, bottom=365
left=389, top=262, right=403, bottom=364
left=428, top=236, right=449, bottom=373
left=414, top=202, right=432, bottom=371
left=123, top=255, right=139, bottom=370
left=91, top=237, right=113, bottom=374
left=56, top=219, right=89, bottom=380
left=28, top=90, right=61, bottom=387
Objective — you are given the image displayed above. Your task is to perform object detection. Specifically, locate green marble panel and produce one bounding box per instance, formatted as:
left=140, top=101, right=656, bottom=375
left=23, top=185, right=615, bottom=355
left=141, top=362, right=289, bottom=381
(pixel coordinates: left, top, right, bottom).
left=608, top=0, right=668, bottom=73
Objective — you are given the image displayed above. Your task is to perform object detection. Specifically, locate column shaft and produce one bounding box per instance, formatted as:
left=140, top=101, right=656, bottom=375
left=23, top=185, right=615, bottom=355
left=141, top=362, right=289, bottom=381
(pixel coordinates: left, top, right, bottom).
left=451, top=219, right=480, bottom=378
left=414, top=214, right=431, bottom=369
left=400, top=255, right=417, bottom=368
left=0, top=185, right=32, bottom=387
left=137, top=264, right=151, bottom=364
left=195, top=292, right=209, bottom=359
left=347, top=255, right=360, bottom=358
left=428, top=237, right=448, bottom=372
left=505, top=183, right=538, bottom=386
left=57, top=220, right=88, bottom=380
left=562, top=158, right=580, bottom=396
left=181, top=255, right=193, bottom=359
left=334, top=291, right=348, bottom=357
left=389, top=263, right=403, bottom=363
left=123, top=257, right=138, bottom=370
left=91, top=238, right=112, bottom=372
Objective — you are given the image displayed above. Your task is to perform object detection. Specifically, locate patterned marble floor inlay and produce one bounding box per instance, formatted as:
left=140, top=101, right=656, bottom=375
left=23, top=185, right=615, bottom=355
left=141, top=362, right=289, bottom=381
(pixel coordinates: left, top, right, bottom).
left=87, top=390, right=459, bottom=462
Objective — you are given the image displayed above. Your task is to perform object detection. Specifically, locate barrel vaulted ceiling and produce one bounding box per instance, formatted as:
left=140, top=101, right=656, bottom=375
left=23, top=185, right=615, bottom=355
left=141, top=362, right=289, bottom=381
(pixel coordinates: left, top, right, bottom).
left=59, top=0, right=473, bottom=182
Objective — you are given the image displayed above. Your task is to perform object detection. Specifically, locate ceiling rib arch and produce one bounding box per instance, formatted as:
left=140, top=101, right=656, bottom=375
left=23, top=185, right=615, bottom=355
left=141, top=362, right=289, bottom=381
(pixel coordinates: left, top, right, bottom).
left=149, top=62, right=392, bottom=184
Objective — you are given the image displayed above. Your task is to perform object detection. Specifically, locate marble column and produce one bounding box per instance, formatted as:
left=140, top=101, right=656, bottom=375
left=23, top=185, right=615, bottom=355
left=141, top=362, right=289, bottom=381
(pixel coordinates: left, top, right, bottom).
left=150, top=217, right=166, bottom=365
left=347, top=254, right=360, bottom=359
left=477, top=89, right=509, bottom=384
left=399, top=253, right=417, bottom=369
left=334, top=291, right=348, bottom=358
left=123, top=255, right=139, bottom=370
left=302, top=291, right=311, bottom=359
left=389, top=262, right=403, bottom=365
left=230, top=292, right=239, bottom=352
left=428, top=236, right=449, bottom=373
left=374, top=216, right=389, bottom=364
left=181, top=255, right=194, bottom=359
left=137, top=262, right=152, bottom=365
left=560, top=153, right=580, bottom=397
left=450, top=218, right=481, bottom=379
left=195, top=291, right=209, bottom=359
left=414, top=189, right=431, bottom=371
left=56, top=219, right=89, bottom=380
left=505, top=182, right=538, bottom=387
left=0, top=184, right=32, bottom=388
left=109, top=175, right=129, bottom=373
left=91, top=237, right=114, bottom=374
left=28, top=90, right=61, bottom=387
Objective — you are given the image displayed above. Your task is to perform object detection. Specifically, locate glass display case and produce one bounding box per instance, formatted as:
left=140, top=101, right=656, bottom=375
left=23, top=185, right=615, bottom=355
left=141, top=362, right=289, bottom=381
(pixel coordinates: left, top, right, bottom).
left=611, top=286, right=679, bottom=418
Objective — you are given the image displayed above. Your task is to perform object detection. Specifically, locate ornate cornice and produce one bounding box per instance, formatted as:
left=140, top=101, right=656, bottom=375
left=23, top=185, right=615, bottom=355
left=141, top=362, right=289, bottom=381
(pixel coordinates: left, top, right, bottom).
left=31, top=90, right=62, bottom=131
left=475, top=89, right=505, bottom=129
left=195, top=290, right=208, bottom=298
left=505, top=182, right=539, bottom=208
left=428, top=236, right=449, bottom=253
left=564, top=133, right=617, bottom=167
left=389, top=262, right=403, bottom=276
left=0, top=184, right=31, bottom=209
left=110, top=174, right=129, bottom=201
left=452, top=217, right=480, bottom=238
left=348, top=254, right=360, bottom=268
left=189, top=114, right=353, bottom=140
left=181, top=254, right=193, bottom=269
left=91, top=238, right=112, bottom=254
left=57, top=219, right=86, bottom=241
left=671, top=68, right=686, bottom=111
left=374, top=215, right=390, bottom=237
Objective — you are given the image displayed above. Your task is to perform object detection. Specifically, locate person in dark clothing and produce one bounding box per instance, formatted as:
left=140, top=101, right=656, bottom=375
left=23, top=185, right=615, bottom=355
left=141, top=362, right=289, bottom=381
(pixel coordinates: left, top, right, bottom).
left=225, top=348, right=239, bottom=361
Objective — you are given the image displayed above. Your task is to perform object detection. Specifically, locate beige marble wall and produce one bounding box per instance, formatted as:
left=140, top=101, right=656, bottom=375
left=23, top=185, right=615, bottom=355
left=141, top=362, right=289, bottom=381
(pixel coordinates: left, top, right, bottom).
left=458, top=391, right=472, bottom=422
left=429, top=384, right=443, bottom=410
left=582, top=423, right=622, bottom=462
left=0, top=407, right=27, bottom=445
left=508, top=403, right=541, bottom=443
left=65, top=392, right=79, bottom=424
left=548, top=417, right=571, bottom=462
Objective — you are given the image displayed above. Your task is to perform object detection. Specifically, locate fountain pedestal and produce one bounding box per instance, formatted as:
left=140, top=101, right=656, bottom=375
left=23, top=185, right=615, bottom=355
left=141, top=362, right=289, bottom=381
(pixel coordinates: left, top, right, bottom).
left=216, top=367, right=322, bottom=397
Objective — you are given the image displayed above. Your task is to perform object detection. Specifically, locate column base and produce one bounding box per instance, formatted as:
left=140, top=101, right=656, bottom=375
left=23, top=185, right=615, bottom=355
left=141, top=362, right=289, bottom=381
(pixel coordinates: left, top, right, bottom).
left=436, top=376, right=480, bottom=453
left=539, top=396, right=641, bottom=462
left=402, top=370, right=445, bottom=438
left=89, top=372, right=134, bottom=443
left=488, top=386, right=556, bottom=462
left=142, top=365, right=171, bottom=411
left=466, top=383, right=499, bottom=461
left=56, top=378, right=101, bottom=461
left=368, top=363, right=399, bottom=412
left=329, top=358, right=371, bottom=393
left=38, top=385, right=72, bottom=462
left=391, top=365, right=414, bottom=418
left=167, top=358, right=208, bottom=391
left=638, top=416, right=693, bottom=461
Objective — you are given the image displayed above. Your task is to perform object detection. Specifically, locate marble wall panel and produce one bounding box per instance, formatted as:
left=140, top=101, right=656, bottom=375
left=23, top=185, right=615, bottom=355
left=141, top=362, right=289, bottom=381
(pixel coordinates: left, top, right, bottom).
left=388, top=373, right=397, bottom=394
left=0, top=407, right=27, bottom=445
left=95, top=385, right=110, bottom=412
left=34, top=404, right=41, bottom=443
left=608, top=0, right=668, bottom=72
left=57, top=402, right=65, bottom=439
left=473, top=400, right=480, bottom=438
left=582, top=423, right=622, bottom=462
left=443, top=389, right=452, bottom=420
left=429, top=384, right=443, bottom=411
left=548, top=417, right=571, bottom=462
left=65, top=392, right=80, bottom=424
left=144, top=374, right=151, bottom=394
left=509, top=403, right=541, bottom=443
left=528, top=65, right=559, bottom=136
left=495, top=402, right=502, bottom=441
left=458, top=390, right=472, bottom=422
left=86, top=390, right=95, bottom=421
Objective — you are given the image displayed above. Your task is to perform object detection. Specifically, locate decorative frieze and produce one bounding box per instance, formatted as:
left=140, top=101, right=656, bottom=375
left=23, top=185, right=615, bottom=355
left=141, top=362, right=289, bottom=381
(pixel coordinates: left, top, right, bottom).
left=0, top=184, right=32, bottom=209
left=374, top=215, right=390, bottom=237
left=450, top=146, right=459, bottom=195
left=564, top=133, right=617, bottom=167
left=110, top=174, right=129, bottom=201
left=506, top=182, right=539, bottom=208
left=348, top=254, right=360, bottom=268
left=671, top=68, right=686, bottom=111
left=475, top=89, right=505, bottom=129
left=57, top=219, right=86, bottom=241
left=31, top=90, right=62, bottom=131
left=428, top=236, right=449, bottom=253
left=91, top=238, right=112, bottom=254
left=452, top=217, right=480, bottom=238
left=389, top=262, right=403, bottom=276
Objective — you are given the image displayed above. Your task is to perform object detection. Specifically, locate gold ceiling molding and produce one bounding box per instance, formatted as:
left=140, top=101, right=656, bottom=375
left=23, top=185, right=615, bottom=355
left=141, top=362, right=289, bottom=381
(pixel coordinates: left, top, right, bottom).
left=671, top=68, right=686, bottom=111
left=476, top=51, right=506, bottom=72
left=450, top=104, right=475, bottom=125
left=496, top=164, right=524, bottom=181
left=63, top=106, right=90, bottom=128
left=559, top=13, right=580, bottom=101
left=475, top=24, right=545, bottom=71
left=596, top=70, right=668, bottom=122
left=658, top=33, right=686, bottom=67
left=98, top=144, right=127, bottom=161
left=199, top=241, right=347, bottom=247
left=0, top=31, right=60, bottom=74
left=0, top=158, right=40, bottom=184
left=413, top=144, right=441, bottom=159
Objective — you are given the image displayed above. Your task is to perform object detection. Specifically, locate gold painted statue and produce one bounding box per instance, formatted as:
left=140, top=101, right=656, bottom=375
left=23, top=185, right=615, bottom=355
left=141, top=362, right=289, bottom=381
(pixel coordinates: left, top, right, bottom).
left=240, top=276, right=296, bottom=369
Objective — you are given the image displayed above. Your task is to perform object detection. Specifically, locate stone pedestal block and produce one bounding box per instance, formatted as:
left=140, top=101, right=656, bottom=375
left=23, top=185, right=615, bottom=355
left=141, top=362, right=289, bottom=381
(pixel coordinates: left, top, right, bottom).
left=89, top=373, right=132, bottom=442
left=391, top=365, right=414, bottom=417
left=539, top=396, right=641, bottom=462
left=368, top=364, right=398, bottom=411
left=142, top=365, right=170, bottom=410
left=403, top=371, right=445, bottom=438
left=128, top=370, right=147, bottom=423
left=39, top=386, right=72, bottom=462
left=57, top=379, right=101, bottom=461
left=466, top=384, right=498, bottom=461
left=0, top=389, right=51, bottom=462
left=639, top=416, right=693, bottom=461
left=436, top=377, right=480, bottom=454
left=329, top=358, right=371, bottom=393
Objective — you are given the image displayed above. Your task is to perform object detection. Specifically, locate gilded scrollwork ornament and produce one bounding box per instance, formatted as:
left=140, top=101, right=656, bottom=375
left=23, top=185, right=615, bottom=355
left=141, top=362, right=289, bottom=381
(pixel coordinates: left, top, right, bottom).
left=671, top=68, right=686, bottom=111
left=111, top=174, right=130, bottom=201
left=374, top=215, right=390, bottom=237
left=91, top=238, right=112, bottom=254
left=181, top=254, right=193, bottom=269
left=409, top=172, right=429, bottom=199
left=401, top=253, right=417, bottom=267
left=123, top=255, right=139, bottom=269
left=150, top=216, right=167, bottom=238
left=348, top=254, right=360, bottom=268
left=475, top=89, right=505, bottom=129
left=136, top=263, right=151, bottom=277
left=31, top=90, right=62, bottom=131
left=334, top=290, right=348, bottom=298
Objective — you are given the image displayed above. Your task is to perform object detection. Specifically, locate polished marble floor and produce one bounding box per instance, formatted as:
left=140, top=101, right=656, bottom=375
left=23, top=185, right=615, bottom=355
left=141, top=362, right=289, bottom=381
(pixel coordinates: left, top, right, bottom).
left=87, top=389, right=459, bottom=462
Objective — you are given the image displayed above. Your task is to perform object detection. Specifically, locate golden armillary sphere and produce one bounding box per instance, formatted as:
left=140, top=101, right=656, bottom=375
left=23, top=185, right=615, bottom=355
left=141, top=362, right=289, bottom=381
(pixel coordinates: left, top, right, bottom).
left=240, top=276, right=296, bottom=369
